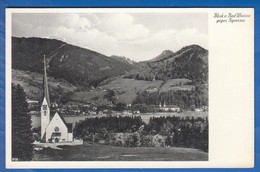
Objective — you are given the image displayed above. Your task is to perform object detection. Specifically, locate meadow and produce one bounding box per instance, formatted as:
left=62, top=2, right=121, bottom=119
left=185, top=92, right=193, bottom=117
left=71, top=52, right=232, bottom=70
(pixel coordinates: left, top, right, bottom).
left=33, top=142, right=208, bottom=161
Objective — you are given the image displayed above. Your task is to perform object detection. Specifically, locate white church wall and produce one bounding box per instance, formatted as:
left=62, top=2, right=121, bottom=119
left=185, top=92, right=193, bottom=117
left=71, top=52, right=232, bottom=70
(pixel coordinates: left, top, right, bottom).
left=45, top=112, right=68, bottom=142
left=68, top=133, right=73, bottom=142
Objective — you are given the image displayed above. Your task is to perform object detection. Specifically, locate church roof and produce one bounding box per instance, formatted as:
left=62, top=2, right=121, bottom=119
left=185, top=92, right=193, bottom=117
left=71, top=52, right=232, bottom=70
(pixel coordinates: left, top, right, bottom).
left=58, top=113, right=73, bottom=132
left=67, top=123, right=73, bottom=133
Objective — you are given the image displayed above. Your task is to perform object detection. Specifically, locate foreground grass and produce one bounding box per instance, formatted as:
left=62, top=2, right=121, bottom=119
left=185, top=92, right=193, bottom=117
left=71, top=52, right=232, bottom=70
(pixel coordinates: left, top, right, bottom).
left=33, top=142, right=208, bottom=161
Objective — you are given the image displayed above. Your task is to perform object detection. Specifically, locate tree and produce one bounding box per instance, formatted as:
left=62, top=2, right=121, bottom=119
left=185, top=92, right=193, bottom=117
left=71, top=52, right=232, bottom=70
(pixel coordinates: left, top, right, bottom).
left=60, top=91, right=73, bottom=104
left=103, top=89, right=116, bottom=103
left=12, top=84, right=33, bottom=161
left=115, top=103, right=126, bottom=111
left=132, top=132, right=141, bottom=147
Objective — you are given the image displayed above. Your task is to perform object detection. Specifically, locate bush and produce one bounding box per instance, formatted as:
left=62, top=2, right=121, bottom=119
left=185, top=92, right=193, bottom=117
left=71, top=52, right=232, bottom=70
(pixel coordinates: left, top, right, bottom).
left=109, top=133, right=126, bottom=147
left=132, top=132, right=141, bottom=147
left=140, top=135, right=153, bottom=147
left=152, top=134, right=166, bottom=147
left=107, top=132, right=141, bottom=147
left=32, top=133, right=40, bottom=142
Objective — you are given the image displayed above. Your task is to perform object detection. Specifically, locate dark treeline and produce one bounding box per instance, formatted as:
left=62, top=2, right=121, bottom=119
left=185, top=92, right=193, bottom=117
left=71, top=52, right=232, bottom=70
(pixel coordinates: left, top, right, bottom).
left=73, top=115, right=208, bottom=152
left=147, top=116, right=208, bottom=152
left=12, top=84, right=33, bottom=161
left=133, top=85, right=208, bottom=110
left=74, top=116, right=144, bottom=136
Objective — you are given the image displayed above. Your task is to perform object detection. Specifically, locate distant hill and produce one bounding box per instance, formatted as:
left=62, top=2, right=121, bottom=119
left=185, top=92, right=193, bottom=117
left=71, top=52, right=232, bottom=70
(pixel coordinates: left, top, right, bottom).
left=125, top=45, right=208, bottom=84
left=110, top=55, right=138, bottom=66
left=12, top=37, right=136, bottom=87
left=148, top=50, right=174, bottom=62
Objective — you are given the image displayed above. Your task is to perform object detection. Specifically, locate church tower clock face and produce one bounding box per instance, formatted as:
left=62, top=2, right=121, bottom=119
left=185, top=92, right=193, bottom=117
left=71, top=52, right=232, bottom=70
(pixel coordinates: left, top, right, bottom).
left=43, top=105, right=47, bottom=116
left=43, top=105, right=47, bottom=110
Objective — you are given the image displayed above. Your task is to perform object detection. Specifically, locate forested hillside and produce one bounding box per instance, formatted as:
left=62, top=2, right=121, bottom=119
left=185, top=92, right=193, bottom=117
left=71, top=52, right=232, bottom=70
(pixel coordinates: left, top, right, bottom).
left=12, top=37, right=136, bottom=87
left=12, top=37, right=208, bottom=110
left=125, top=45, right=208, bottom=84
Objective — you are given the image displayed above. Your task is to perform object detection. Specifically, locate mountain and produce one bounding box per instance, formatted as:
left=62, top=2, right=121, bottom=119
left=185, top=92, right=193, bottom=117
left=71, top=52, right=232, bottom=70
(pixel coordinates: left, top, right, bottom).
left=148, top=50, right=174, bottom=62
left=124, top=45, right=208, bottom=84
left=12, top=37, right=136, bottom=87
left=12, top=37, right=208, bottom=107
left=110, top=55, right=138, bottom=66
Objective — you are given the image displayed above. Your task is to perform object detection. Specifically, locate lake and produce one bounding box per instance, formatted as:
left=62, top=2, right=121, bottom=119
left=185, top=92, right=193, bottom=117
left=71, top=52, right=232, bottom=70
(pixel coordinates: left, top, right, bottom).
left=31, top=111, right=208, bottom=128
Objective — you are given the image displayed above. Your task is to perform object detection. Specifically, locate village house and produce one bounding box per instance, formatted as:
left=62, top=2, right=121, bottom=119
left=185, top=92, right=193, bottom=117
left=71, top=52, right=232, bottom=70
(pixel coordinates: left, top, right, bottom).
left=159, top=101, right=180, bottom=112
left=27, top=99, right=38, bottom=104
left=146, top=86, right=159, bottom=93
left=27, top=99, right=39, bottom=110
left=88, top=110, right=97, bottom=116
left=122, top=110, right=132, bottom=115
left=133, top=110, right=140, bottom=114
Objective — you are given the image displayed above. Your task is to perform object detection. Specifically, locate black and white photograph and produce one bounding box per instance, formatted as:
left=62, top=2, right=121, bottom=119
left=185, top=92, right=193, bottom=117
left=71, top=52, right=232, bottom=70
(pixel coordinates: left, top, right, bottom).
left=10, top=10, right=209, bottom=162
left=3, top=6, right=255, bottom=169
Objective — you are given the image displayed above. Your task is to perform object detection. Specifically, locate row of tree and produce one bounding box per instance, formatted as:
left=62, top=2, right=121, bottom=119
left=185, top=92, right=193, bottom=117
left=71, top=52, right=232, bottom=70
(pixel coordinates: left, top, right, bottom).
left=74, top=116, right=144, bottom=136
left=133, top=85, right=208, bottom=110
left=73, top=115, right=208, bottom=152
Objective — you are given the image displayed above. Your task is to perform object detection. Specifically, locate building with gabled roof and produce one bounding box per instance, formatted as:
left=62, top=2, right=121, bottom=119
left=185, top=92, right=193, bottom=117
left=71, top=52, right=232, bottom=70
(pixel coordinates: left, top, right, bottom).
left=41, top=55, right=73, bottom=143
left=158, top=101, right=180, bottom=112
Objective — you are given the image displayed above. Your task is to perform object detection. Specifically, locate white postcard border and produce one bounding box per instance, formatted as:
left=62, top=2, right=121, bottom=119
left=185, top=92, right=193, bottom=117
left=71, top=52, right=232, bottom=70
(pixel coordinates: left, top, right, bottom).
left=5, top=8, right=254, bottom=168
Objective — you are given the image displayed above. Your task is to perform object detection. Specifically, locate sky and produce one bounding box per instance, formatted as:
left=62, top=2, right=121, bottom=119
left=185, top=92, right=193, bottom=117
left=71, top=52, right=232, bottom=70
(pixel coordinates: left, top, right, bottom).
left=12, top=12, right=208, bottom=61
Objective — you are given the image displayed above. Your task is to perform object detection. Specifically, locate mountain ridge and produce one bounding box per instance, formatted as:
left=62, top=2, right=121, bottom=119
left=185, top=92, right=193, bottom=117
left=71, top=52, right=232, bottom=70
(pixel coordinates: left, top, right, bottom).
left=12, top=37, right=136, bottom=87
left=12, top=37, right=208, bottom=107
left=125, top=44, right=208, bottom=84
left=148, top=50, right=174, bottom=62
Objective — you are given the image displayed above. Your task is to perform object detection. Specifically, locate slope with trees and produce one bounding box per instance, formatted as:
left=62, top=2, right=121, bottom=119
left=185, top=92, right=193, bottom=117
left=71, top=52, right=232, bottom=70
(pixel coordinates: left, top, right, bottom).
left=125, top=45, right=208, bottom=84
left=12, top=84, right=33, bottom=161
left=12, top=37, right=136, bottom=87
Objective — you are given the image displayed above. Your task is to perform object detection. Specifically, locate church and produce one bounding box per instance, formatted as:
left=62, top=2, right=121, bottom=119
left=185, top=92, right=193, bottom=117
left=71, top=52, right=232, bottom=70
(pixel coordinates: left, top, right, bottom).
left=40, top=55, right=73, bottom=143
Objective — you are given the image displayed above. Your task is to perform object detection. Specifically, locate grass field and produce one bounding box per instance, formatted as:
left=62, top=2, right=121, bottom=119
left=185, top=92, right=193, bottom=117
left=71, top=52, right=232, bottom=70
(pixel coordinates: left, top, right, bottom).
left=159, top=78, right=194, bottom=92
left=70, top=90, right=108, bottom=105
left=70, top=78, right=198, bottom=105
left=12, top=69, right=77, bottom=100
left=33, top=142, right=208, bottom=161
left=100, top=78, right=163, bottom=104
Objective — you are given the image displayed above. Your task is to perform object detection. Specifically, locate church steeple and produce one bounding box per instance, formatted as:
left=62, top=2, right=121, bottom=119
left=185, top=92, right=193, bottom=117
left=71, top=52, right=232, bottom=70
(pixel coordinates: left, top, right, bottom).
left=41, top=54, right=51, bottom=141
left=43, top=54, right=50, bottom=106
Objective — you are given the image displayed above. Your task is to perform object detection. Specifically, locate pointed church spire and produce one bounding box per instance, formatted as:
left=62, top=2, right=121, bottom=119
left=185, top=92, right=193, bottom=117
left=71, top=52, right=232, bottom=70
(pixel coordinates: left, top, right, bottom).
left=43, top=54, right=50, bottom=106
